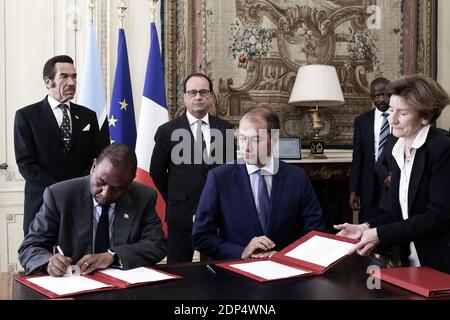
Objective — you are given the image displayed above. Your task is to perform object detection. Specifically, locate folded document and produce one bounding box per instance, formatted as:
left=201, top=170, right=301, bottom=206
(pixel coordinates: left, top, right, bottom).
left=217, top=230, right=358, bottom=282
left=16, top=266, right=182, bottom=298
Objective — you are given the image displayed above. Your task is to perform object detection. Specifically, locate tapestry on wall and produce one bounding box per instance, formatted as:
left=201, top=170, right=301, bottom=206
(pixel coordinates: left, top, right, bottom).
left=164, top=0, right=436, bottom=146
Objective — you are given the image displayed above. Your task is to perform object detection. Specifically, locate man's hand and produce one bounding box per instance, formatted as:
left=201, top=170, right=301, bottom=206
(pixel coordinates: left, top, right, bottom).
left=241, top=236, right=275, bottom=259
left=251, top=250, right=277, bottom=259
left=76, top=253, right=114, bottom=274
left=334, top=222, right=370, bottom=239
left=47, top=253, right=72, bottom=277
left=348, top=192, right=360, bottom=211
left=348, top=228, right=380, bottom=256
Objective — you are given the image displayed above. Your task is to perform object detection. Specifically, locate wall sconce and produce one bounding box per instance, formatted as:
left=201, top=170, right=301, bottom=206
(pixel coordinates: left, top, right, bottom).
left=288, top=64, right=344, bottom=158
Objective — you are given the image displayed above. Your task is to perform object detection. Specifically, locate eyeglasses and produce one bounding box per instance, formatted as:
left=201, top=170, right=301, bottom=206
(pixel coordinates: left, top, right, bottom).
left=186, top=89, right=210, bottom=97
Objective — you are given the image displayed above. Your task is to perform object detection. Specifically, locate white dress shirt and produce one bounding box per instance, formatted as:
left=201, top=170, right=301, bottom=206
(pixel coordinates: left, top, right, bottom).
left=91, top=198, right=116, bottom=252
left=246, top=158, right=275, bottom=213
left=392, top=124, right=431, bottom=267
left=48, top=95, right=72, bottom=129
left=186, top=110, right=211, bottom=154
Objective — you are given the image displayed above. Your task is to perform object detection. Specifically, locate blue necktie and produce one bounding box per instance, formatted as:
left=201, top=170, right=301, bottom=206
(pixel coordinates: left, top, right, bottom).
left=257, top=170, right=270, bottom=234
left=378, top=112, right=389, bottom=157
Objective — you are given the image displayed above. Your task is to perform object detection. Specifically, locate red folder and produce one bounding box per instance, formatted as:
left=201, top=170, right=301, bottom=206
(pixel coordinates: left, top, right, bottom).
left=93, top=267, right=183, bottom=289
left=217, top=230, right=358, bottom=282
left=375, top=267, right=450, bottom=298
left=16, top=266, right=182, bottom=299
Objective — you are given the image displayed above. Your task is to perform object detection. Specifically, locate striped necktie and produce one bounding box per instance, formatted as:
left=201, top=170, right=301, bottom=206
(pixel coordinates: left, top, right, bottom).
left=378, top=112, right=389, bottom=157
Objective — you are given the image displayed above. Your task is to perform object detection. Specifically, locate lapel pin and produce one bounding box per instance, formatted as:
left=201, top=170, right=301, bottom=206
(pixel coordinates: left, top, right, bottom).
left=123, top=213, right=129, bottom=219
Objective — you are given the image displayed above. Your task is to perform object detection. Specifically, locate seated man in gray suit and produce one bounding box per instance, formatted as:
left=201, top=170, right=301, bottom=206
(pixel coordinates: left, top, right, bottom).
left=18, top=143, right=167, bottom=276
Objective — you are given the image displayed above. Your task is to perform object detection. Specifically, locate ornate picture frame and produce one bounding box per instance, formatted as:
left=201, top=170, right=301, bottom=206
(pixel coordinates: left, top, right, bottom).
left=164, top=0, right=436, bottom=146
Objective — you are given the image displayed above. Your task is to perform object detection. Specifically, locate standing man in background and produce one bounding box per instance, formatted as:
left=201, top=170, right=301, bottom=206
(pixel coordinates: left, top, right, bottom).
left=14, top=55, right=108, bottom=235
left=349, top=77, right=391, bottom=222
left=150, top=73, right=235, bottom=263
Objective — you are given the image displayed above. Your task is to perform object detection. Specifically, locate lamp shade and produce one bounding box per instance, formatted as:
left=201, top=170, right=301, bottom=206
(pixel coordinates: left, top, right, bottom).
left=288, top=64, right=344, bottom=107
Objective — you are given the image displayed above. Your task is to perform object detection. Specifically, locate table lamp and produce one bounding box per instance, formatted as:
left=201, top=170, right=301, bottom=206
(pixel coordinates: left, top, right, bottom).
left=288, top=64, right=344, bottom=158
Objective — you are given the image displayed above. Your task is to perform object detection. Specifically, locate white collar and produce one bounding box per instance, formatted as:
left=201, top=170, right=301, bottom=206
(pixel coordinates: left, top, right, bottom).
left=245, top=157, right=275, bottom=176
left=374, top=107, right=388, bottom=117
left=392, top=124, right=430, bottom=158
left=48, top=95, right=71, bottom=111
left=92, top=197, right=116, bottom=210
left=186, top=110, right=209, bottom=126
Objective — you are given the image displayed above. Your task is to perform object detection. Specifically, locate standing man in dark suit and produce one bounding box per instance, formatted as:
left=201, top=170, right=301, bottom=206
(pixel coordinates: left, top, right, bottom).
left=150, top=73, right=235, bottom=263
left=349, top=78, right=391, bottom=222
left=14, top=55, right=108, bottom=235
left=192, top=107, right=325, bottom=260
left=18, top=143, right=167, bottom=276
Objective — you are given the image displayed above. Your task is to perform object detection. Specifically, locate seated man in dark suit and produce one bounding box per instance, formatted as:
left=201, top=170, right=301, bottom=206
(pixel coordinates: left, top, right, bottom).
left=192, top=107, right=326, bottom=260
left=18, top=143, right=167, bottom=276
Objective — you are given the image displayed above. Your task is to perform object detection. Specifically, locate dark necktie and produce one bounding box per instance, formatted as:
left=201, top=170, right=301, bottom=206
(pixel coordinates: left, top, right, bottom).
left=58, top=104, right=72, bottom=152
left=195, top=119, right=209, bottom=164
left=378, top=112, right=389, bottom=158
left=257, top=170, right=270, bottom=234
left=95, top=204, right=110, bottom=253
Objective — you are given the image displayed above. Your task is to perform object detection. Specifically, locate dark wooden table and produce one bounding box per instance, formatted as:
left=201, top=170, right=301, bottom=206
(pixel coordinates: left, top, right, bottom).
left=6, top=255, right=437, bottom=300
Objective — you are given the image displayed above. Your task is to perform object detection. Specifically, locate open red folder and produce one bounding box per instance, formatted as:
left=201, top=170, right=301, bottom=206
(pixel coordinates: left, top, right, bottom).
left=374, top=266, right=450, bottom=298
left=216, top=230, right=358, bottom=282
left=16, top=266, right=182, bottom=299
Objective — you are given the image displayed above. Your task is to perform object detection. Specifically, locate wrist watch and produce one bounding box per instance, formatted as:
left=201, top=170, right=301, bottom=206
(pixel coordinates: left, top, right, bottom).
left=107, top=248, right=119, bottom=265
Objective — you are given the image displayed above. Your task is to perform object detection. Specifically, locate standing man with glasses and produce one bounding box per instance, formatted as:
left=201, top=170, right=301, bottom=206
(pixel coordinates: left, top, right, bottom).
left=349, top=77, right=391, bottom=223
left=14, top=55, right=109, bottom=236
left=150, top=73, right=235, bottom=263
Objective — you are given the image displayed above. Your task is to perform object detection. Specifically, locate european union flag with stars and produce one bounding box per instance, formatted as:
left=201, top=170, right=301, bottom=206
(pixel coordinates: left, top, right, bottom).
left=109, top=28, right=136, bottom=149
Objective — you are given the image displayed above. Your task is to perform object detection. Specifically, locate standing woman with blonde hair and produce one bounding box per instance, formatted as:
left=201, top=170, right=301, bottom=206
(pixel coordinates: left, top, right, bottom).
left=335, top=74, right=450, bottom=274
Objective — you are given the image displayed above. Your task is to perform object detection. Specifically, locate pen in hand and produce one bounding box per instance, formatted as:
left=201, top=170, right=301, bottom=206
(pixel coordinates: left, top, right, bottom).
left=206, top=264, right=216, bottom=275
left=56, top=245, right=65, bottom=256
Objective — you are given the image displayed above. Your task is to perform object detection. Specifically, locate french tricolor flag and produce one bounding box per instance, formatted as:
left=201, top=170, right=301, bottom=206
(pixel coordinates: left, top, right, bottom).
left=135, top=22, right=168, bottom=235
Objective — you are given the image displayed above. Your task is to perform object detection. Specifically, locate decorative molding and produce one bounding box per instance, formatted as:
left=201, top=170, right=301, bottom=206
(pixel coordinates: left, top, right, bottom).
left=5, top=213, right=22, bottom=273
left=99, top=0, right=108, bottom=88
left=416, top=0, right=436, bottom=77
left=165, top=0, right=179, bottom=119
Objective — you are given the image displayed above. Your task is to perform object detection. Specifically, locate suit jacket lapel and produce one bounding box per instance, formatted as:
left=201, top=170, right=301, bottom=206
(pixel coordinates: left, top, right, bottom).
left=408, top=148, right=425, bottom=214
left=266, top=162, right=284, bottom=234
left=113, top=194, right=135, bottom=245
left=41, top=97, right=63, bottom=143
left=390, top=164, right=404, bottom=218
left=73, top=181, right=94, bottom=254
left=70, top=103, right=83, bottom=142
left=235, top=163, right=263, bottom=234
left=368, top=110, right=376, bottom=156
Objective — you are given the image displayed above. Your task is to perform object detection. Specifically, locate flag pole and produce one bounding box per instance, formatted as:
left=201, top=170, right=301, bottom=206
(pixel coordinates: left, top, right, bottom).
left=117, top=1, right=127, bottom=29
left=88, top=0, right=95, bottom=23
left=149, top=0, right=158, bottom=23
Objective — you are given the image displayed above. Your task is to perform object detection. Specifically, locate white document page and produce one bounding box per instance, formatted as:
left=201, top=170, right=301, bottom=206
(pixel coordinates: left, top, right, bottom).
left=99, top=267, right=175, bottom=284
left=285, top=235, right=354, bottom=267
left=27, top=275, right=112, bottom=296
left=230, top=260, right=311, bottom=280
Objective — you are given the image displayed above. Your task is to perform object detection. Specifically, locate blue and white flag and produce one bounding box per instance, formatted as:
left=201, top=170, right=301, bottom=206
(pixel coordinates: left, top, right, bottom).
left=78, top=21, right=107, bottom=129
